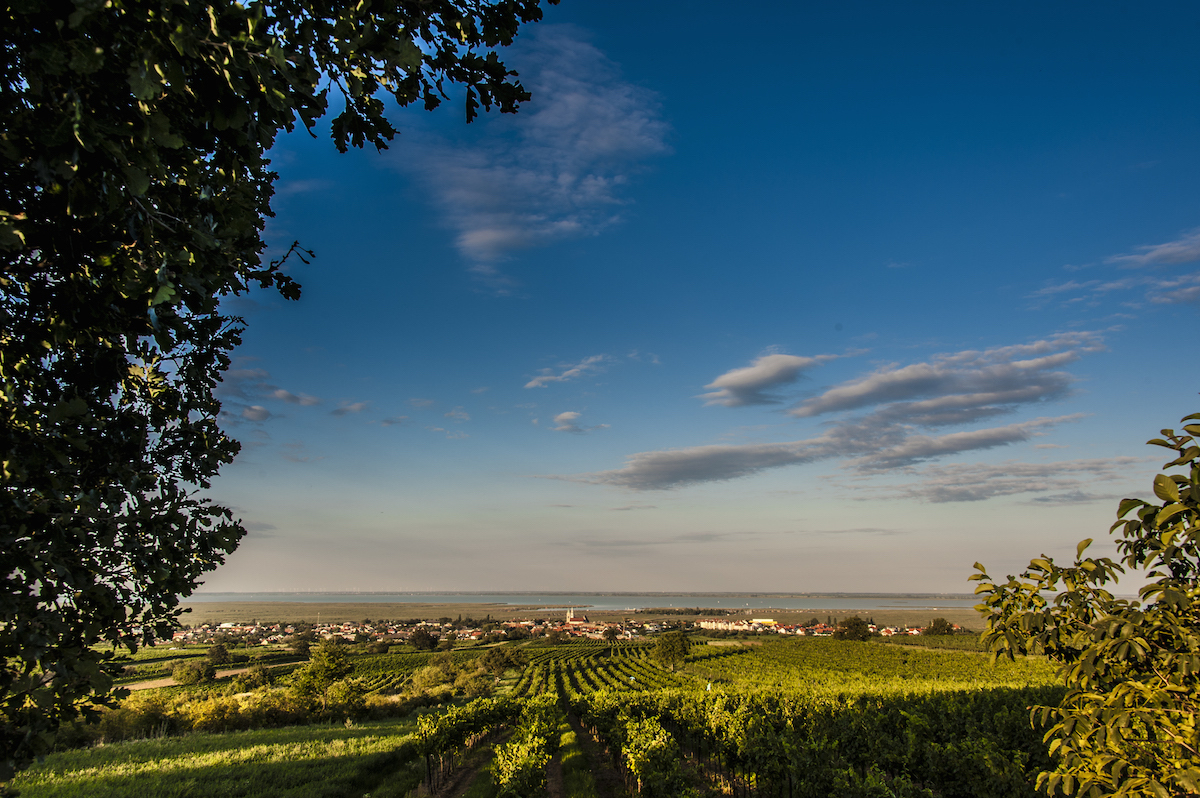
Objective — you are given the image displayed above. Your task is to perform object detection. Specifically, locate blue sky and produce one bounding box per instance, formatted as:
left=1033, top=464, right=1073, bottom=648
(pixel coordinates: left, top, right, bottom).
left=202, top=1, right=1200, bottom=593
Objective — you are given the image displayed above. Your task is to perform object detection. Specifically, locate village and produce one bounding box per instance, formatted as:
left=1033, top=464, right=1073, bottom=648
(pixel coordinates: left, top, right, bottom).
left=168, top=608, right=949, bottom=648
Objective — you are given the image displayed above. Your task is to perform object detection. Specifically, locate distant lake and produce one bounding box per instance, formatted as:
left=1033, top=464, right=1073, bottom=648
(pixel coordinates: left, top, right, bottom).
left=186, top=592, right=981, bottom=612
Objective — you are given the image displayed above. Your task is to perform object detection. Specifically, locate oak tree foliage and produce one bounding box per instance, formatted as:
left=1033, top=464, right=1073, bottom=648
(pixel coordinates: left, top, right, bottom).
left=0, top=0, right=553, bottom=780
left=972, top=410, right=1200, bottom=797
left=652, top=630, right=690, bottom=671
left=409, top=627, right=439, bottom=651
left=832, top=615, right=872, bottom=642
left=288, top=639, right=354, bottom=711
left=922, top=617, right=955, bottom=636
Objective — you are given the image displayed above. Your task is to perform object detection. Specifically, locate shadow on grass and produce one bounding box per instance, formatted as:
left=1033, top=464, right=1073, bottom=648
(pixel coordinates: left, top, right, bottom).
left=14, top=722, right=422, bottom=798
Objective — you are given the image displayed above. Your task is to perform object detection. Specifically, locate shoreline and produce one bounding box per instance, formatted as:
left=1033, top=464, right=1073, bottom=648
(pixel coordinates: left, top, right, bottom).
left=179, top=600, right=986, bottom=630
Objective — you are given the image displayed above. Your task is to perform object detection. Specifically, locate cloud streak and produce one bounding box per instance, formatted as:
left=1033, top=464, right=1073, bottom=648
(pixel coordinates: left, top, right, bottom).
left=852, top=415, right=1083, bottom=471
left=397, top=26, right=670, bottom=292
left=525, top=354, right=610, bottom=388
left=579, top=439, right=831, bottom=489
left=1106, top=227, right=1200, bottom=267
left=272, top=389, right=321, bottom=406
left=889, top=458, right=1144, bottom=503
left=700, top=353, right=834, bottom=407
left=215, top=363, right=323, bottom=424
left=552, top=410, right=610, bottom=433
left=1031, top=227, right=1200, bottom=307
left=576, top=415, right=1081, bottom=490
left=1033, top=272, right=1200, bottom=307
left=564, top=334, right=1104, bottom=494
left=332, top=401, right=370, bottom=417
left=788, top=333, right=1099, bottom=419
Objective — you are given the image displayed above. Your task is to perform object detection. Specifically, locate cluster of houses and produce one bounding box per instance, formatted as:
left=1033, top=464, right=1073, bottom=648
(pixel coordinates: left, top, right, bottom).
left=696, top=618, right=950, bottom=636
left=170, top=610, right=664, bottom=647
left=166, top=611, right=959, bottom=647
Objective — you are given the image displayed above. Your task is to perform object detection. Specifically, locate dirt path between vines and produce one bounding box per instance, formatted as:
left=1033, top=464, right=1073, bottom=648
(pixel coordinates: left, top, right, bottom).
left=438, top=730, right=513, bottom=798
left=567, top=713, right=626, bottom=798
left=545, top=746, right=565, bottom=798
left=124, top=666, right=255, bottom=691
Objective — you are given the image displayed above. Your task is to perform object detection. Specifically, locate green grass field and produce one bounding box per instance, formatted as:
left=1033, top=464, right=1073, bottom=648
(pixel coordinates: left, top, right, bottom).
left=12, top=719, right=423, bottom=798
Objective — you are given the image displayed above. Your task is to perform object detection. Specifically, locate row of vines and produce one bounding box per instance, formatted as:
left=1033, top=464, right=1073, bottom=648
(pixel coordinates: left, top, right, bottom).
left=402, top=638, right=1061, bottom=797
left=572, top=686, right=1065, bottom=798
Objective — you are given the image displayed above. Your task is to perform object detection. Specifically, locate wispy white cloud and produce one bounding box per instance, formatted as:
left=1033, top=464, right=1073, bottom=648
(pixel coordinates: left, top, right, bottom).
left=573, top=415, right=1082, bottom=490
left=578, top=439, right=832, bottom=489
left=379, top=416, right=409, bottom=427
left=700, top=353, right=835, bottom=407
left=1033, top=271, right=1200, bottom=307
left=552, top=411, right=583, bottom=432
left=788, top=333, right=1100, bottom=419
left=525, top=354, right=610, bottom=388
left=216, top=364, right=322, bottom=421
left=627, top=350, right=661, bottom=364
left=551, top=410, right=610, bottom=433
left=888, top=457, right=1143, bottom=503
left=1106, top=227, right=1200, bottom=267
left=272, top=389, right=321, bottom=406
left=565, top=334, right=1103, bottom=493
left=332, top=401, right=370, bottom=417
left=1031, top=228, right=1200, bottom=307
left=242, top=405, right=272, bottom=422
left=409, top=398, right=436, bottom=409
left=444, top=407, right=471, bottom=422
left=852, top=415, right=1084, bottom=471
left=397, top=26, right=670, bottom=292
left=1029, top=279, right=1099, bottom=298
left=1146, top=271, right=1200, bottom=304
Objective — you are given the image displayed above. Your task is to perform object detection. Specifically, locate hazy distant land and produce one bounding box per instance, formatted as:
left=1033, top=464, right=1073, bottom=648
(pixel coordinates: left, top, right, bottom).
left=181, top=592, right=984, bottom=629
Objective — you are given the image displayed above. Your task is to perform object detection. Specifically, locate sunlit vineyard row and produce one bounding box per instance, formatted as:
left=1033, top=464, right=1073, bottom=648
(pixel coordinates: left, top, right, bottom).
left=408, top=637, right=1060, bottom=797
left=13, top=637, right=1061, bottom=797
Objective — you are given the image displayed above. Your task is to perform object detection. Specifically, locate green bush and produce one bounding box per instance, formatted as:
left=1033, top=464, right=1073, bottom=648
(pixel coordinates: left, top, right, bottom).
left=172, top=660, right=215, bottom=685
left=231, top=664, right=273, bottom=692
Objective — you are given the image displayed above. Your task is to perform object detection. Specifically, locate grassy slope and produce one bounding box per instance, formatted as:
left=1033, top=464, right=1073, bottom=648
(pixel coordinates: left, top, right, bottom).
left=12, top=719, right=422, bottom=798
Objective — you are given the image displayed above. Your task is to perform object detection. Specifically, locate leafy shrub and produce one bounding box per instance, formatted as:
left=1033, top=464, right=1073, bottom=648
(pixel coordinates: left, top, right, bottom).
left=231, top=663, right=273, bottom=692
left=324, top=678, right=367, bottom=719
left=206, top=644, right=231, bottom=665
left=172, top=660, right=215, bottom=685
left=455, top=671, right=495, bottom=698
left=91, top=694, right=175, bottom=743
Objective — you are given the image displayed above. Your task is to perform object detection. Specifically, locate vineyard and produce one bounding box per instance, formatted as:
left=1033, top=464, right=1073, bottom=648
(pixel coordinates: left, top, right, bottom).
left=15, top=637, right=1063, bottom=797
left=357, top=650, right=483, bottom=695
left=395, top=638, right=1060, bottom=797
